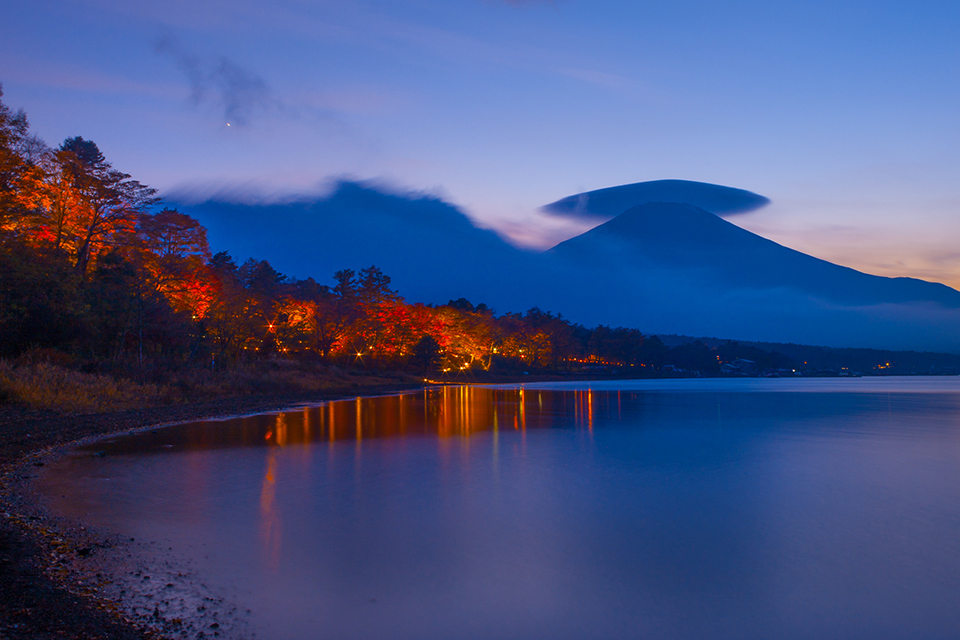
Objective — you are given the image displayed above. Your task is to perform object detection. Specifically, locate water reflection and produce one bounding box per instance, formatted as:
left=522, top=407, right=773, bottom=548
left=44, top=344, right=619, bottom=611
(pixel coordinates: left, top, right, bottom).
left=81, top=382, right=960, bottom=460
left=38, top=380, right=960, bottom=640
left=260, top=447, right=281, bottom=571
left=83, top=386, right=612, bottom=456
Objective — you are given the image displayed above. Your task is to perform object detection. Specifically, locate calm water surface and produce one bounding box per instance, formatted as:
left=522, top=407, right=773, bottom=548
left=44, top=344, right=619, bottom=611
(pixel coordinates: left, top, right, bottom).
left=39, top=378, right=960, bottom=639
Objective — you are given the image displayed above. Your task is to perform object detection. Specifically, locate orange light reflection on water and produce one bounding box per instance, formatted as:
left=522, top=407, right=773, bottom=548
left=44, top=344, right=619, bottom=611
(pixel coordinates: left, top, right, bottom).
left=149, top=387, right=605, bottom=455
left=259, top=447, right=281, bottom=572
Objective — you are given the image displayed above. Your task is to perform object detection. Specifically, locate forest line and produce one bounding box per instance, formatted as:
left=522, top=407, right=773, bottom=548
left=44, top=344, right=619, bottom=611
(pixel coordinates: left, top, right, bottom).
left=2, top=86, right=955, bottom=385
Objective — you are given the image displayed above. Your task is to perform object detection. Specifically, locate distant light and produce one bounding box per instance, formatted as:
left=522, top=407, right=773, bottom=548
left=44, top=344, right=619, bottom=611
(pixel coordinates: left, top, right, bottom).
left=227, top=123, right=231, bottom=127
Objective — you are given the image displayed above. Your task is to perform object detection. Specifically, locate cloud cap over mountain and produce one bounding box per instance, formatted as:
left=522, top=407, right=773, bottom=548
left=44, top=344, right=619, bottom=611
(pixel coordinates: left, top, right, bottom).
left=542, top=179, right=770, bottom=222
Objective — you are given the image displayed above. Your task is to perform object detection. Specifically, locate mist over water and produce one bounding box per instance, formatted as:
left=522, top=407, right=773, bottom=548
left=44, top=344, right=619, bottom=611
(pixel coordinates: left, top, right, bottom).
left=38, top=380, right=960, bottom=639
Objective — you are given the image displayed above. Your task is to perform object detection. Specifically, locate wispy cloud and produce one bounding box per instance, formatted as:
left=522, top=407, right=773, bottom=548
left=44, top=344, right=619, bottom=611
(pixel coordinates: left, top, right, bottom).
left=154, top=35, right=276, bottom=126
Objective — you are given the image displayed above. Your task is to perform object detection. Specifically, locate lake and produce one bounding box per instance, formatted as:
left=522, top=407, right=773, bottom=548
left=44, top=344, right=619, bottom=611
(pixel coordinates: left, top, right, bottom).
left=37, top=378, right=960, bottom=639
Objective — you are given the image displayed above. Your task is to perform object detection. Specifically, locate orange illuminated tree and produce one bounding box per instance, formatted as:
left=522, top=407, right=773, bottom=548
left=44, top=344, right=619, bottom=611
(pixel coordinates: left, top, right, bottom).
left=135, top=208, right=214, bottom=318
left=53, top=137, right=158, bottom=276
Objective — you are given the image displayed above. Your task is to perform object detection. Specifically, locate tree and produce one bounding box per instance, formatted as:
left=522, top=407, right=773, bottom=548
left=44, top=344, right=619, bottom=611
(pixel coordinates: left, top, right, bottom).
left=0, top=237, right=86, bottom=356
left=358, top=265, right=397, bottom=306
left=205, top=252, right=249, bottom=363
left=352, top=266, right=402, bottom=362
left=279, top=278, right=342, bottom=358
left=238, top=259, right=288, bottom=355
left=0, top=85, right=46, bottom=237
left=135, top=208, right=213, bottom=316
left=84, top=248, right=194, bottom=364
left=320, top=269, right=362, bottom=360
left=54, top=137, right=158, bottom=275
left=411, top=334, right=441, bottom=373
left=434, top=302, right=498, bottom=371
left=587, top=326, right=645, bottom=367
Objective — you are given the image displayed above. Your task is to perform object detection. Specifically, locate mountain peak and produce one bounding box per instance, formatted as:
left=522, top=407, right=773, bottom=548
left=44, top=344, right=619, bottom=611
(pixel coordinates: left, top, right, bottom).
left=550, top=201, right=960, bottom=310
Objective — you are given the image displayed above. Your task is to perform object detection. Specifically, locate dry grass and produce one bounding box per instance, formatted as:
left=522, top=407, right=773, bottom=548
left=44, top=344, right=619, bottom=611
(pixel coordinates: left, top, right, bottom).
left=0, top=359, right=418, bottom=415
left=0, top=360, right=174, bottom=414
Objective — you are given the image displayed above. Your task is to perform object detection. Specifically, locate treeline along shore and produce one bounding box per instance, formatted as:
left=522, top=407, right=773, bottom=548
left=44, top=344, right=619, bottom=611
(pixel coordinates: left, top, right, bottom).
left=3, top=85, right=960, bottom=417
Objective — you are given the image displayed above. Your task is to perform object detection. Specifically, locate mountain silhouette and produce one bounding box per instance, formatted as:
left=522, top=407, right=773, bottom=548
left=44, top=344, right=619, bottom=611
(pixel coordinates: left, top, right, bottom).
left=542, top=179, right=770, bottom=221
left=177, top=181, right=542, bottom=310
left=549, top=202, right=960, bottom=309
left=178, top=181, right=960, bottom=353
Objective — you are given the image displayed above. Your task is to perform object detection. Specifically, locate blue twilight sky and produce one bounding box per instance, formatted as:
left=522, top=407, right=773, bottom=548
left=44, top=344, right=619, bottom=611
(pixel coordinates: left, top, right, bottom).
left=3, top=0, right=960, bottom=287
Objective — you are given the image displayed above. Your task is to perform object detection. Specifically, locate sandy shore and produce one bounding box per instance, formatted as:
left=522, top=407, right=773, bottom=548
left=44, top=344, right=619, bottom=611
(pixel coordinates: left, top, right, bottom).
left=0, top=384, right=424, bottom=640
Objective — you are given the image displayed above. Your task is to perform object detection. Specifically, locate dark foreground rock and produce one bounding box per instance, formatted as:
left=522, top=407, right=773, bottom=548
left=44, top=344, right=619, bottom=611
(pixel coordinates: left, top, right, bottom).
left=0, top=516, right=152, bottom=640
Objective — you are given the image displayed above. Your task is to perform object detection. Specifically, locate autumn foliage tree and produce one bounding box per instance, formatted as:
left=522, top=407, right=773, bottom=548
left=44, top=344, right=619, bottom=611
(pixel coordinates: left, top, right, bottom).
left=135, top=208, right=214, bottom=316
left=53, top=137, right=158, bottom=275
left=0, top=84, right=33, bottom=234
left=0, top=87, right=678, bottom=376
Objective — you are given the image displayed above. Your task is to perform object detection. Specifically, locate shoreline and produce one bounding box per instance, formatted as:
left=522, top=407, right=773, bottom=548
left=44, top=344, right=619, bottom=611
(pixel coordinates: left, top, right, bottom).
left=5, top=374, right=955, bottom=638
left=0, top=383, right=428, bottom=640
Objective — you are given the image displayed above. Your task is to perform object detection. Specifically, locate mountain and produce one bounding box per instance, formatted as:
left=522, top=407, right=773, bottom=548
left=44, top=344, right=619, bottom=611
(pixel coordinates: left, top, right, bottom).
left=178, top=181, right=960, bottom=353
left=540, top=202, right=960, bottom=352
left=542, top=179, right=770, bottom=221
left=176, top=181, right=543, bottom=311
left=549, top=202, right=960, bottom=309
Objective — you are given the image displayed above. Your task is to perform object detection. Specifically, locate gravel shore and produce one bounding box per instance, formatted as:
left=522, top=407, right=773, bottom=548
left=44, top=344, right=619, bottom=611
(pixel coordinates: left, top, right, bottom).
left=0, top=385, right=422, bottom=639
